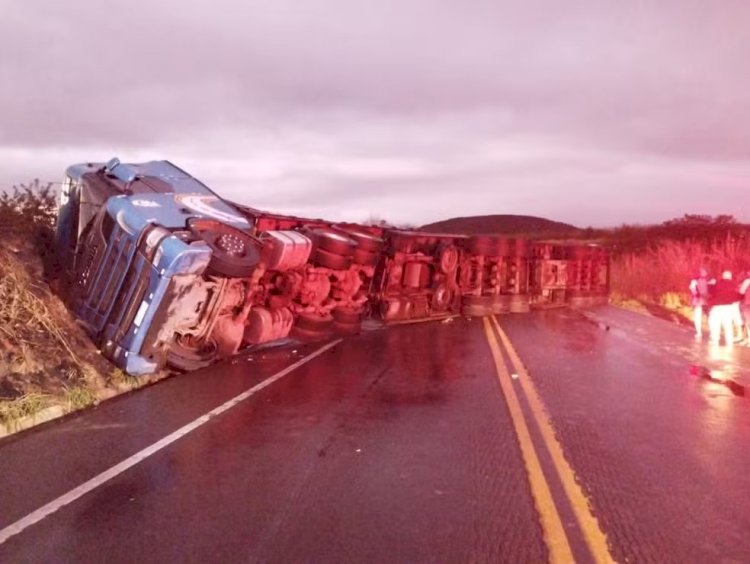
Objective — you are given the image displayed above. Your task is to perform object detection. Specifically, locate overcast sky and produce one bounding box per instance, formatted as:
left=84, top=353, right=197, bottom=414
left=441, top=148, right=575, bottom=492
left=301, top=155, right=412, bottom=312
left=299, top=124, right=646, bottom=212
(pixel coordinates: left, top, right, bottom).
left=2, top=0, right=749, bottom=227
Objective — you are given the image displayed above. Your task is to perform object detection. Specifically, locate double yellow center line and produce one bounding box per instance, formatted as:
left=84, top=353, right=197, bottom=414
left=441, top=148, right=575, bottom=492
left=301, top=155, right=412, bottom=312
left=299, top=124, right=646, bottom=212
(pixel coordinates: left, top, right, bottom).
left=483, top=316, right=614, bottom=564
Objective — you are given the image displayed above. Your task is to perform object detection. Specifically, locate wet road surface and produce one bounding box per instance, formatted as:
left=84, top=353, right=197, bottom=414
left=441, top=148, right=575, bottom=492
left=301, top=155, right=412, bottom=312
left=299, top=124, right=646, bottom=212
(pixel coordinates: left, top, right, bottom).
left=1, top=306, right=749, bottom=562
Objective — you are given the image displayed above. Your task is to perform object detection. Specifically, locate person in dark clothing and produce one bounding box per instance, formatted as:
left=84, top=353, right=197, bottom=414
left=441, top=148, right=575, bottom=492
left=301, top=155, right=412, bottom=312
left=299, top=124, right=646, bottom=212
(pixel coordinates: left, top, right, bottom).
left=708, top=270, right=741, bottom=345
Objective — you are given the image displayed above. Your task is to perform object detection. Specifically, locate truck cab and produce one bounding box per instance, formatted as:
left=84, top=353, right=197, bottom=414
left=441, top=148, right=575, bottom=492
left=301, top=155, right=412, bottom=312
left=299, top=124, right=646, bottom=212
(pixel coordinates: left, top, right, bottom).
left=54, top=158, right=255, bottom=374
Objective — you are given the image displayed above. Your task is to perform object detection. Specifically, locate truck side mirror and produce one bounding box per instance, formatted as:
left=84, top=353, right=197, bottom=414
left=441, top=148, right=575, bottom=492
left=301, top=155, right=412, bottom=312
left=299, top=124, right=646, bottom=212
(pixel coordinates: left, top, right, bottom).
left=105, top=157, right=121, bottom=173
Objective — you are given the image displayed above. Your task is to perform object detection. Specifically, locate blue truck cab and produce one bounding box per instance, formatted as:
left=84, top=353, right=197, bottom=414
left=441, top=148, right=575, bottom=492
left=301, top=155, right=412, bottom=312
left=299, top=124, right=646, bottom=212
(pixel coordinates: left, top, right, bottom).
left=55, top=158, right=254, bottom=375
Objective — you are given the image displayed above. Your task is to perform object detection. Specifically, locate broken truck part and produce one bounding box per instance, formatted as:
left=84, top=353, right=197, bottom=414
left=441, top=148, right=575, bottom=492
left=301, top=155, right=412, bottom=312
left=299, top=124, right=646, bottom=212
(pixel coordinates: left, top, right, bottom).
left=53, top=158, right=610, bottom=375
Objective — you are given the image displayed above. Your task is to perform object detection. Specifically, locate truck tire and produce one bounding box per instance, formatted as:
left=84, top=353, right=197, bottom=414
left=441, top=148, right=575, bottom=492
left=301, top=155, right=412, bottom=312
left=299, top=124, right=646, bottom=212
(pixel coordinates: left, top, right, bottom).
left=492, top=294, right=511, bottom=314
left=333, top=225, right=385, bottom=253
left=167, top=334, right=218, bottom=372
left=567, top=290, right=592, bottom=308
left=437, top=244, right=459, bottom=273
left=310, top=229, right=356, bottom=256
left=466, top=236, right=498, bottom=256
left=388, top=232, right=416, bottom=253
left=509, top=294, right=530, bottom=313
left=353, top=247, right=379, bottom=266
left=295, top=312, right=334, bottom=332
left=514, top=238, right=530, bottom=258
left=290, top=327, right=328, bottom=342
left=292, top=312, right=333, bottom=341
left=461, top=295, right=494, bottom=317
left=431, top=283, right=454, bottom=312
left=189, top=219, right=260, bottom=278
left=495, top=238, right=511, bottom=257
left=332, top=307, right=362, bottom=324
left=313, top=248, right=353, bottom=270
left=462, top=304, right=493, bottom=317
left=333, top=320, right=361, bottom=335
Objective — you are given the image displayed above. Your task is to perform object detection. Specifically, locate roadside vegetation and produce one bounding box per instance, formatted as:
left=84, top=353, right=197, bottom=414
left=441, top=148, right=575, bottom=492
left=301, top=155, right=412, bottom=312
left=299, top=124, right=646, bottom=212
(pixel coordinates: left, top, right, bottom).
left=604, top=215, right=750, bottom=322
left=0, top=182, right=164, bottom=435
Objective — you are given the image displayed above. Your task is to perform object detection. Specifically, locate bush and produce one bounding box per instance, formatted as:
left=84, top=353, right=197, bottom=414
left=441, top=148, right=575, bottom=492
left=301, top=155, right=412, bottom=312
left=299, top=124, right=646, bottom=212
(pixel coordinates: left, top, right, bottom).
left=0, top=179, right=57, bottom=237
left=611, top=236, right=750, bottom=305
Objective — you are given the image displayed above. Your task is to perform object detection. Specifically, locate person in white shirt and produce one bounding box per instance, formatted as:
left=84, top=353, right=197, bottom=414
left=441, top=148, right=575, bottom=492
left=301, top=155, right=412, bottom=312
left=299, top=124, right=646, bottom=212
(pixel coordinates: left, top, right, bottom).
left=689, top=268, right=715, bottom=340
left=708, top=270, right=742, bottom=346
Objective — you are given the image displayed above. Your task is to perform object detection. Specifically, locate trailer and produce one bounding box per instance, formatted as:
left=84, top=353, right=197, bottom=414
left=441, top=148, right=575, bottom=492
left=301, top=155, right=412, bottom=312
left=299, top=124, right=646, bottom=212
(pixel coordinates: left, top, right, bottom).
left=53, top=158, right=609, bottom=375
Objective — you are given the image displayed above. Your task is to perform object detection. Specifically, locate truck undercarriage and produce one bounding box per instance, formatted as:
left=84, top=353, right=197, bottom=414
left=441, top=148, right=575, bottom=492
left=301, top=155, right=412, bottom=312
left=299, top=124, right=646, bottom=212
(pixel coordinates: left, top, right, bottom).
left=53, top=158, right=609, bottom=375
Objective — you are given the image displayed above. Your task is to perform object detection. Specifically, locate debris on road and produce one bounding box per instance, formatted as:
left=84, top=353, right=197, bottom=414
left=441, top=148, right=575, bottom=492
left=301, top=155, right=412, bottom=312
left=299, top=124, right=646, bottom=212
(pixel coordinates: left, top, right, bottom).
left=690, top=365, right=745, bottom=397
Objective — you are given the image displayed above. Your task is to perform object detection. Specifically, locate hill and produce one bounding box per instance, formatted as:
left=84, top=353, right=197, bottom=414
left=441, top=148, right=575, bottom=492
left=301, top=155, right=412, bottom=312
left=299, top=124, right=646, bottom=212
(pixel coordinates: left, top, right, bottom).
left=421, top=214, right=580, bottom=236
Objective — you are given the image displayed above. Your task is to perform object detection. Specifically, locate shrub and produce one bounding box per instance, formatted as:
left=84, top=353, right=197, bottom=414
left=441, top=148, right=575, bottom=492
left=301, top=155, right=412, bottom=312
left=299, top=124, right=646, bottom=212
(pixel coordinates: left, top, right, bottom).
left=0, top=179, right=57, bottom=237
left=611, top=236, right=750, bottom=306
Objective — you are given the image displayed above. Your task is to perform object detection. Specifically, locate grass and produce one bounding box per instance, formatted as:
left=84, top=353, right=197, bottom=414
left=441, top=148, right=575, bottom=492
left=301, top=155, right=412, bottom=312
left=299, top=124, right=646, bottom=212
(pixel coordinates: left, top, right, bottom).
left=63, top=385, right=97, bottom=411
left=109, top=368, right=142, bottom=390
left=0, top=393, right=51, bottom=430
left=611, top=236, right=750, bottom=317
left=0, top=249, right=82, bottom=367
left=0, top=186, right=165, bottom=435
left=0, top=247, right=106, bottom=431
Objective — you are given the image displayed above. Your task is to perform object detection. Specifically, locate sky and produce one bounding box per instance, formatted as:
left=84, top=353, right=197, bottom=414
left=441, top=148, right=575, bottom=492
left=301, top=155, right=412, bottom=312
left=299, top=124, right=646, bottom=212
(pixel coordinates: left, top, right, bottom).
left=1, top=0, right=749, bottom=227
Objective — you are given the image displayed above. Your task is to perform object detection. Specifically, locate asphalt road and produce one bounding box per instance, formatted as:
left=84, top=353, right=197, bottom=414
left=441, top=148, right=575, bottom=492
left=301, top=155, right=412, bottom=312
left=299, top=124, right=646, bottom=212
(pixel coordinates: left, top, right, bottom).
left=1, top=306, right=749, bottom=563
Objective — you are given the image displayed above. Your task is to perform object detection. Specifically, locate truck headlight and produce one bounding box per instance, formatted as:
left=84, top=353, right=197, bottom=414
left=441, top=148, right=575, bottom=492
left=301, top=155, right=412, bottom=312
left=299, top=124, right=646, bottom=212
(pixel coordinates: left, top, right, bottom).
left=143, top=226, right=171, bottom=261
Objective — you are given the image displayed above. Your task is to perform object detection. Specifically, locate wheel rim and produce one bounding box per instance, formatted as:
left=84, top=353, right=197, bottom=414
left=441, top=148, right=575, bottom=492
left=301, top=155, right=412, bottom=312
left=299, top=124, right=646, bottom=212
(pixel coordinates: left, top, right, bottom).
left=439, top=246, right=459, bottom=273
left=167, top=334, right=218, bottom=370
left=188, top=218, right=260, bottom=277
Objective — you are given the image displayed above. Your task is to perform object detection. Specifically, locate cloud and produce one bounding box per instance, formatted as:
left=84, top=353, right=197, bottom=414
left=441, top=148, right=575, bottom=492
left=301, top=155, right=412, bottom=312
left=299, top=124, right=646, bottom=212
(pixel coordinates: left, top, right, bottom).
left=2, top=0, right=750, bottom=226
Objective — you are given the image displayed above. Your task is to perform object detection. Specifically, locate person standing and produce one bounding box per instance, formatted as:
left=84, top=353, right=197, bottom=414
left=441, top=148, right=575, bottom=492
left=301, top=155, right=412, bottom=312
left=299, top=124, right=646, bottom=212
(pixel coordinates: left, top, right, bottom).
left=689, top=268, right=714, bottom=340
left=708, top=270, right=741, bottom=346
left=739, top=271, right=750, bottom=345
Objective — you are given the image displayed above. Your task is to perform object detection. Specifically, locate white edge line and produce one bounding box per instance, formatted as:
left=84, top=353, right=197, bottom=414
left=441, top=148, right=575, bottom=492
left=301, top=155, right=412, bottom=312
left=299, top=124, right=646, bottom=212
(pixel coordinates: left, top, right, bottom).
left=0, top=338, right=342, bottom=545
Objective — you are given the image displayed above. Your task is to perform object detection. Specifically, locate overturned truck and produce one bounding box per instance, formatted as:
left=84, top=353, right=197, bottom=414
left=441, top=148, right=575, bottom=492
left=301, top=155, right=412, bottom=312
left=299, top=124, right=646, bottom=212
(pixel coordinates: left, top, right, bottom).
left=53, top=158, right=609, bottom=375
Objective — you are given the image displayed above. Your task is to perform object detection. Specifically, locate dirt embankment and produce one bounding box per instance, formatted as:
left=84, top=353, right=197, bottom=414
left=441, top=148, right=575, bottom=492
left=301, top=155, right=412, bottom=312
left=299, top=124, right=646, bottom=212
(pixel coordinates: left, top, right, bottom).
left=0, top=236, right=164, bottom=436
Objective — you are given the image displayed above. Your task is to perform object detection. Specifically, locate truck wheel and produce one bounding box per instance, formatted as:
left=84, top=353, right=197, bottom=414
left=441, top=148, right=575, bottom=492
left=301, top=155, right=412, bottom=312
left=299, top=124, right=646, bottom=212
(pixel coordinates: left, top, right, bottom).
left=189, top=219, right=260, bottom=278
left=310, top=229, right=356, bottom=256
left=292, top=312, right=333, bottom=341
left=461, top=295, right=494, bottom=317
left=431, top=284, right=454, bottom=311
left=332, top=307, right=362, bottom=324
left=332, top=225, right=385, bottom=253
left=353, top=247, right=379, bottom=266
left=466, top=236, right=498, bottom=256
left=509, top=294, right=530, bottom=313
left=333, top=320, right=361, bottom=335
left=313, top=248, right=353, bottom=270
left=295, top=312, right=334, bottom=332
left=567, top=290, right=592, bottom=308
left=388, top=232, right=416, bottom=253
left=514, top=238, right=530, bottom=258
left=462, top=304, right=493, bottom=317
left=495, top=238, right=511, bottom=257
left=290, top=327, right=327, bottom=342
left=438, top=245, right=459, bottom=273
left=492, top=294, right=511, bottom=314
left=167, top=334, right=218, bottom=372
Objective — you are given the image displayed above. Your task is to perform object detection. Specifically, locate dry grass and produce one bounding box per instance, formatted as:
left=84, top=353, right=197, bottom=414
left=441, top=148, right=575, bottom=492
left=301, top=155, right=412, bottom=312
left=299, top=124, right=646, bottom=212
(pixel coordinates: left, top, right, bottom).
left=109, top=367, right=143, bottom=390
left=0, top=185, right=168, bottom=434
left=611, top=236, right=750, bottom=316
left=0, top=393, right=51, bottom=429
left=0, top=249, right=82, bottom=366
left=0, top=246, right=105, bottom=428
left=0, top=242, right=169, bottom=433
left=63, top=385, right=97, bottom=411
